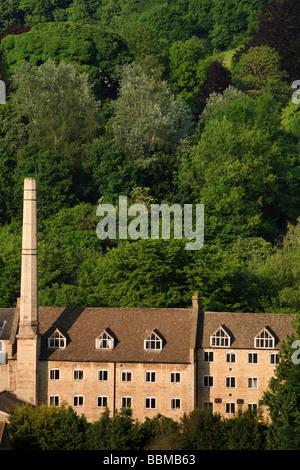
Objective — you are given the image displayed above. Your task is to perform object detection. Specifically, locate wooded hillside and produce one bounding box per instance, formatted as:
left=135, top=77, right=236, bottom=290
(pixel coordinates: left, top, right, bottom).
left=0, top=0, right=299, bottom=314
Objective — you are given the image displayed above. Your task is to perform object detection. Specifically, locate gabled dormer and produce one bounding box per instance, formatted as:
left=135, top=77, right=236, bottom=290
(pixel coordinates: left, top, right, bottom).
left=144, top=330, right=163, bottom=351
left=254, top=327, right=275, bottom=349
left=210, top=326, right=231, bottom=347
left=48, top=328, right=66, bottom=349
left=96, top=330, right=115, bottom=350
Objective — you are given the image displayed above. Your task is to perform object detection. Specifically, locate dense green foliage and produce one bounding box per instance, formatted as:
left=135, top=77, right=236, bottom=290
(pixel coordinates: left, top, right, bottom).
left=0, top=0, right=299, bottom=315
left=263, top=315, right=300, bottom=449
left=8, top=404, right=268, bottom=450
left=0, top=0, right=299, bottom=451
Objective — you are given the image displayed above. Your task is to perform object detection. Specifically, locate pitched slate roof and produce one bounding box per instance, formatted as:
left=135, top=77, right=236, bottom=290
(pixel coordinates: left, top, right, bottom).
left=0, top=305, right=296, bottom=361
left=200, top=311, right=295, bottom=349
left=38, top=306, right=198, bottom=364
left=0, top=391, right=29, bottom=415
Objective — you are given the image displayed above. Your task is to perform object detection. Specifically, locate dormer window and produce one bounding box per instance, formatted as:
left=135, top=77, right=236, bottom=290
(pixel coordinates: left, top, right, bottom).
left=210, top=326, right=231, bottom=347
left=48, top=329, right=66, bottom=349
left=254, top=328, right=275, bottom=349
left=96, top=330, right=114, bottom=350
left=144, top=331, right=162, bottom=351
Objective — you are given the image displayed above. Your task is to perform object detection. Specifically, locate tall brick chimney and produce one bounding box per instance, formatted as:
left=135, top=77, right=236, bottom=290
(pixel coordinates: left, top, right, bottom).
left=16, top=178, right=39, bottom=405
left=18, top=178, right=38, bottom=337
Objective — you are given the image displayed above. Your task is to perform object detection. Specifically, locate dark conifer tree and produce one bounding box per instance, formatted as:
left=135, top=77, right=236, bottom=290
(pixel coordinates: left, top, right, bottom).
left=194, top=60, right=232, bottom=119
left=233, top=0, right=300, bottom=81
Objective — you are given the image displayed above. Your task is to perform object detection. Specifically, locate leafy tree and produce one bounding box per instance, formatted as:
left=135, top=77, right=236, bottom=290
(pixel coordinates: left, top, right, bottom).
left=10, top=60, right=101, bottom=214
left=0, top=101, right=22, bottom=225
left=111, top=62, right=194, bottom=166
left=256, top=220, right=300, bottom=313
left=8, top=403, right=88, bottom=450
left=118, top=24, right=169, bottom=62
left=37, top=203, right=102, bottom=306
left=199, top=85, right=245, bottom=124
left=231, top=45, right=288, bottom=91
left=184, top=238, right=275, bottom=313
left=0, top=222, right=21, bottom=307
left=234, top=0, right=300, bottom=81
left=136, top=2, right=192, bottom=43
left=195, top=60, right=232, bottom=118
left=140, top=414, right=180, bottom=450
left=18, top=0, right=71, bottom=24
left=169, top=36, right=212, bottom=107
left=86, top=408, right=143, bottom=450
left=180, top=93, right=300, bottom=243
left=225, top=409, right=267, bottom=450
left=11, top=60, right=100, bottom=159
left=0, top=0, right=24, bottom=32
left=281, top=101, right=300, bottom=140
left=80, top=239, right=190, bottom=308
left=209, top=0, right=269, bottom=49
left=186, top=0, right=214, bottom=37
left=263, top=315, right=300, bottom=449
left=66, top=0, right=91, bottom=21
left=13, top=146, right=77, bottom=221
left=1, top=21, right=130, bottom=84
left=87, top=137, right=138, bottom=203
left=176, top=408, right=227, bottom=450
left=85, top=408, right=112, bottom=450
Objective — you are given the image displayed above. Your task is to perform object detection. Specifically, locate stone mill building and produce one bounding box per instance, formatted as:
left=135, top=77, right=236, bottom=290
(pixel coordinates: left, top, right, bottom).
left=0, top=178, right=295, bottom=422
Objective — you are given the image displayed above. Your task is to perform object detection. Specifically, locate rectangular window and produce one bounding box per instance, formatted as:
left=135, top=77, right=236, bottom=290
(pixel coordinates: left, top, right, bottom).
left=49, top=369, right=60, bottom=380
left=170, top=398, right=181, bottom=410
left=121, top=370, right=132, bottom=382
left=204, top=351, right=214, bottom=362
left=226, top=352, right=236, bottom=363
left=73, top=395, right=84, bottom=407
left=226, top=402, right=235, bottom=414
left=49, top=395, right=59, bottom=406
left=145, top=371, right=156, bottom=383
left=145, top=397, right=156, bottom=409
left=121, top=396, right=132, bottom=408
left=248, top=353, right=258, bottom=364
left=270, top=353, right=279, bottom=364
left=97, top=396, right=108, bottom=407
left=203, top=402, right=213, bottom=410
left=248, top=377, right=258, bottom=389
left=225, top=376, right=236, bottom=388
left=170, top=372, right=181, bottom=383
left=248, top=403, right=258, bottom=411
left=98, top=369, right=108, bottom=381
left=73, top=369, right=84, bottom=381
left=204, top=375, right=213, bottom=387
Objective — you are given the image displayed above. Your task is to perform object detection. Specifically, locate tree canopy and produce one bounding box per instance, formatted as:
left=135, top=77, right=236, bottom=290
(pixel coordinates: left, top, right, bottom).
left=0, top=0, right=299, bottom=316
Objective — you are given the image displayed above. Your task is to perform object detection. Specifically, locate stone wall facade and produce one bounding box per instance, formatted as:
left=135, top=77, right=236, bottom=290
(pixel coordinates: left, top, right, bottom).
left=38, top=359, right=196, bottom=422
left=197, top=346, right=279, bottom=418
